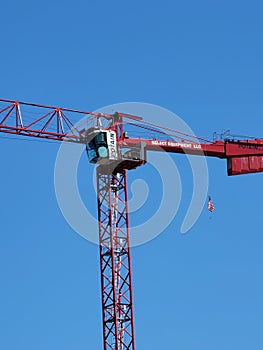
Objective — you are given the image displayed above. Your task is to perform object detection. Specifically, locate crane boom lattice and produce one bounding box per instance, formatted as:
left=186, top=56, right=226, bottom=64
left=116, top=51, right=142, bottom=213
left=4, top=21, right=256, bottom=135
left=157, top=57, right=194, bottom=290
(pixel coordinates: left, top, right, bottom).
left=1, top=97, right=263, bottom=349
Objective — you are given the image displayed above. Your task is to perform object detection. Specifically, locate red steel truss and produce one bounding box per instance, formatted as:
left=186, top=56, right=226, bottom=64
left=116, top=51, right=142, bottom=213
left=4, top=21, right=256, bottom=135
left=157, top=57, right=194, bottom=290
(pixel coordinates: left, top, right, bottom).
left=1, top=97, right=263, bottom=349
left=97, top=167, right=135, bottom=350
left=0, top=98, right=97, bottom=142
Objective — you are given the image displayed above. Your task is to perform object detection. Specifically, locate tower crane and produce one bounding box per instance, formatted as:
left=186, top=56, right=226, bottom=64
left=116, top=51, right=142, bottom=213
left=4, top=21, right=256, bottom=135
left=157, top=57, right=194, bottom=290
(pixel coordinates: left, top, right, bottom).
left=1, top=97, right=263, bottom=350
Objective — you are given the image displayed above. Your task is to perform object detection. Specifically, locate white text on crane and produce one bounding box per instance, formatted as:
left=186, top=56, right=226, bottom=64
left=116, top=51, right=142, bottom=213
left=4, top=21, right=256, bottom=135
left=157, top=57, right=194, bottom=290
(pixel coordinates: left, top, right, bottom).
left=151, top=140, right=202, bottom=149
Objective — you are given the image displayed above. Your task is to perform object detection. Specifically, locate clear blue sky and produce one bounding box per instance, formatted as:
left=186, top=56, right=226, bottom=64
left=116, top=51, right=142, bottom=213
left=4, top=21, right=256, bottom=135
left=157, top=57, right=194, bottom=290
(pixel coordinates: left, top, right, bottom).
left=1, top=1, right=263, bottom=349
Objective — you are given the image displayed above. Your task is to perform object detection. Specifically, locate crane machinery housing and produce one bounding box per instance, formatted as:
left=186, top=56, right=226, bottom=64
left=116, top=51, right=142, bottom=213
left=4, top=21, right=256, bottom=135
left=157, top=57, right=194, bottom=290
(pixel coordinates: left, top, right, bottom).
left=1, top=98, right=263, bottom=349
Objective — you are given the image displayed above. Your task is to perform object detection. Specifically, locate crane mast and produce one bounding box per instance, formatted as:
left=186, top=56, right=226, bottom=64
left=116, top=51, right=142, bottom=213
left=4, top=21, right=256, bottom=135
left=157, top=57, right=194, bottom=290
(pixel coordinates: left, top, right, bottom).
left=97, top=168, right=135, bottom=349
left=1, top=98, right=263, bottom=349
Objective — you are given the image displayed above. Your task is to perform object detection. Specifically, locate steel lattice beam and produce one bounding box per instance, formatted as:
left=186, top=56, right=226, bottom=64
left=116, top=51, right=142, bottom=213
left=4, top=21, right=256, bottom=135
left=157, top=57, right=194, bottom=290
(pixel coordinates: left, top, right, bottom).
left=2, top=96, right=263, bottom=350
left=97, top=167, right=136, bottom=350
left=0, top=98, right=99, bottom=142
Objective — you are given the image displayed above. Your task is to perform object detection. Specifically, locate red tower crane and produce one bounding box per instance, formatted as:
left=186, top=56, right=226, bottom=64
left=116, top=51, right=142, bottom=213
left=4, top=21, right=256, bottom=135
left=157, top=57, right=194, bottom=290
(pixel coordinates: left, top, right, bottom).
left=1, top=98, right=263, bottom=349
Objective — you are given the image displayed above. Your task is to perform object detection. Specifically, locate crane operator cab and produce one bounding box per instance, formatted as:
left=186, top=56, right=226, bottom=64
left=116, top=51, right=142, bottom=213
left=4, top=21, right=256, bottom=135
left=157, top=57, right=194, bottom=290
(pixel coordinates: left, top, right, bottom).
left=86, top=128, right=118, bottom=164
left=86, top=128, right=146, bottom=170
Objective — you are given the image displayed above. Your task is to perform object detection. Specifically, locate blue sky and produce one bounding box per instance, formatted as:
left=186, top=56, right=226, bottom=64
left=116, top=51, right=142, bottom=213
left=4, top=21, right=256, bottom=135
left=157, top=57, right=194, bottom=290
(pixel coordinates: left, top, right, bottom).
left=1, top=1, right=263, bottom=349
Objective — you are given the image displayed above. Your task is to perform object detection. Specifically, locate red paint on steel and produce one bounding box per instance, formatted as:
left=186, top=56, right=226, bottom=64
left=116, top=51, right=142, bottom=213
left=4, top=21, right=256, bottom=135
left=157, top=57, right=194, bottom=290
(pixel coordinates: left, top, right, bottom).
left=97, top=168, right=136, bottom=349
left=1, top=97, right=263, bottom=350
left=228, top=155, right=263, bottom=175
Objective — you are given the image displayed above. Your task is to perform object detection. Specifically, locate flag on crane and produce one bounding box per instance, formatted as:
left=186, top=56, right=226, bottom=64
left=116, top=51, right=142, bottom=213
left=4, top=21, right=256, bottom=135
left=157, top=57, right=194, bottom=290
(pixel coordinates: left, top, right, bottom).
left=208, top=196, right=215, bottom=212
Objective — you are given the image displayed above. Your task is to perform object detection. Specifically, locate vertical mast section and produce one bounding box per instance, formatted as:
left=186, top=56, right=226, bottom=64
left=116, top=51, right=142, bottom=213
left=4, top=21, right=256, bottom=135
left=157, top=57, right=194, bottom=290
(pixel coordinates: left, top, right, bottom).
left=97, top=167, right=136, bottom=350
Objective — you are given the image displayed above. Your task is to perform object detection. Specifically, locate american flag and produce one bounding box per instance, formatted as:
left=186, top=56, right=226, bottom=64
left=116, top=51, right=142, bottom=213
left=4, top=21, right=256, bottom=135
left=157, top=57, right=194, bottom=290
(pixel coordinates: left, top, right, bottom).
left=208, top=196, right=215, bottom=212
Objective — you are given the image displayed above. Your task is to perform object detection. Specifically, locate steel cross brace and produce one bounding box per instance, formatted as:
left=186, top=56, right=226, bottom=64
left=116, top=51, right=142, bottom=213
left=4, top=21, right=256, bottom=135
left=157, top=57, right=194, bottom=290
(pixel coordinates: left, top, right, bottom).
left=96, top=167, right=136, bottom=350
